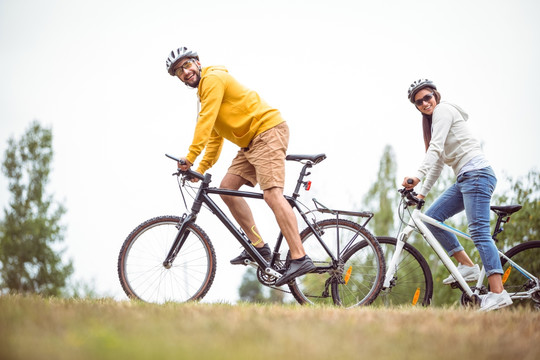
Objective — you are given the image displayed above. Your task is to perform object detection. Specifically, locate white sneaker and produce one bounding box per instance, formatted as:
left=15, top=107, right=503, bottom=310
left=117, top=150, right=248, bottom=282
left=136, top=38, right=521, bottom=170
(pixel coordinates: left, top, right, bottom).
left=442, top=263, right=480, bottom=285
left=478, top=290, right=513, bottom=311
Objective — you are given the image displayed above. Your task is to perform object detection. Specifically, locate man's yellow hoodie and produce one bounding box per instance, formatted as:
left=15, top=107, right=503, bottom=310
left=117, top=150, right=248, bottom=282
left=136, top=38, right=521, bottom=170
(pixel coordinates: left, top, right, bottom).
left=186, top=66, right=284, bottom=174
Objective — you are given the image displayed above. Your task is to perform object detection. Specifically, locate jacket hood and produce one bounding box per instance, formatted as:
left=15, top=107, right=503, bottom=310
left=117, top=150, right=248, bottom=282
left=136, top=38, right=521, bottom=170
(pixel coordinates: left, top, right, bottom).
left=201, top=65, right=229, bottom=76
left=440, top=101, right=469, bottom=121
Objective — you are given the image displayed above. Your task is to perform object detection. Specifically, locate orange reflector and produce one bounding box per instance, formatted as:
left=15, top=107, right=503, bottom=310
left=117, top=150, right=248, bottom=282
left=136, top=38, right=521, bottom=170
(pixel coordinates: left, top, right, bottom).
left=502, top=266, right=512, bottom=284
left=344, top=266, right=352, bottom=284
left=305, top=181, right=312, bottom=191
left=412, top=288, right=420, bottom=306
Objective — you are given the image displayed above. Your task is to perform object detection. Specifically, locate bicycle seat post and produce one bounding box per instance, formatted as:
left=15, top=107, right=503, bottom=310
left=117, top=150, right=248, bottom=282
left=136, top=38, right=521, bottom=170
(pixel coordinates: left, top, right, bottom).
left=292, top=162, right=312, bottom=199
left=490, top=205, right=521, bottom=242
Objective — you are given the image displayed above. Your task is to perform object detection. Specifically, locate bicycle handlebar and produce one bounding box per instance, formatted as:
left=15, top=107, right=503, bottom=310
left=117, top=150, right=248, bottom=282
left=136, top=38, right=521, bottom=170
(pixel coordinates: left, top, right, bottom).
left=398, top=187, right=425, bottom=208
left=397, top=178, right=425, bottom=208
left=165, top=154, right=205, bottom=181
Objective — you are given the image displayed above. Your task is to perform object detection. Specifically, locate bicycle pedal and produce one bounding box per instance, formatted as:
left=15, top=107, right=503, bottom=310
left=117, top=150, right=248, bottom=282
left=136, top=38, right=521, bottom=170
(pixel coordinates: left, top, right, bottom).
left=245, top=259, right=258, bottom=267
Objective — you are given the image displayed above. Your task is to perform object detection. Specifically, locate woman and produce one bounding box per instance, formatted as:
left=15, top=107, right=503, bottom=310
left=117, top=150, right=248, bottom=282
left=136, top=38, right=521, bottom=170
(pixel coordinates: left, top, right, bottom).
left=402, top=79, right=512, bottom=311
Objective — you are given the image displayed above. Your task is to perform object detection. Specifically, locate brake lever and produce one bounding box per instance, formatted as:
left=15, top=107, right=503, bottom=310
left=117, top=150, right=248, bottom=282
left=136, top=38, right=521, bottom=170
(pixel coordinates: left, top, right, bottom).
left=399, top=188, right=423, bottom=207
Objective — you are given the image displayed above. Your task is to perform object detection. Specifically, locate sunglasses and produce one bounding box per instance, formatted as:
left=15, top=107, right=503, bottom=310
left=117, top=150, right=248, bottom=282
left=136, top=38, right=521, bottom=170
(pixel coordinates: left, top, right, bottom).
left=174, top=59, right=196, bottom=77
left=414, top=93, right=434, bottom=106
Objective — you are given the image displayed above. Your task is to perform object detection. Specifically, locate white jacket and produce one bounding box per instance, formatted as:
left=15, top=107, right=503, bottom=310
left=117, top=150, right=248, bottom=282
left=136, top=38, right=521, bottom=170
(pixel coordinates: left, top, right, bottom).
left=414, top=101, right=484, bottom=196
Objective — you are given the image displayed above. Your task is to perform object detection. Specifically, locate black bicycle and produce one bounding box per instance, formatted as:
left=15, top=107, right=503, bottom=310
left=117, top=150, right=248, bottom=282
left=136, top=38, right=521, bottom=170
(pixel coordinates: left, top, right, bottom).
left=118, top=153, right=386, bottom=307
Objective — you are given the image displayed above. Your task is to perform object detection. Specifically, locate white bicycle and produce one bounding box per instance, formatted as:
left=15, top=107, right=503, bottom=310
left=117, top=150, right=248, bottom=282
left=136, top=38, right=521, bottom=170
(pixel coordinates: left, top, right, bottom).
left=372, top=187, right=540, bottom=309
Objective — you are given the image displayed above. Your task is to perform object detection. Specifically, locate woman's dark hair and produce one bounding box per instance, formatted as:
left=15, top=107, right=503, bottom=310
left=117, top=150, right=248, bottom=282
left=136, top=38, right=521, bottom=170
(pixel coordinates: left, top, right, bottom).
left=419, top=89, right=441, bottom=151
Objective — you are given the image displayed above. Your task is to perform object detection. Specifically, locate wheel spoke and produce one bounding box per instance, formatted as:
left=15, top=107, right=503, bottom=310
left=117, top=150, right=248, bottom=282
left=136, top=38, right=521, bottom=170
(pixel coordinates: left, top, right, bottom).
left=118, top=216, right=216, bottom=304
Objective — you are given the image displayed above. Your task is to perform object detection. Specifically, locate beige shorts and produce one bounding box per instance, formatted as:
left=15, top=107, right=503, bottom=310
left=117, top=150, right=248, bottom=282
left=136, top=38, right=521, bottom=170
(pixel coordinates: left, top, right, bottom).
left=227, top=122, right=289, bottom=190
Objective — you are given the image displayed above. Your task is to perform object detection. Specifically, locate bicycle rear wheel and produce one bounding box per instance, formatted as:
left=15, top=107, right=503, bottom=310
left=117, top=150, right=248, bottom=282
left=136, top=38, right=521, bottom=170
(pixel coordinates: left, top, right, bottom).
left=499, top=240, right=540, bottom=309
left=331, top=238, right=386, bottom=307
left=118, top=215, right=216, bottom=304
left=288, top=219, right=385, bottom=307
left=371, top=237, right=433, bottom=307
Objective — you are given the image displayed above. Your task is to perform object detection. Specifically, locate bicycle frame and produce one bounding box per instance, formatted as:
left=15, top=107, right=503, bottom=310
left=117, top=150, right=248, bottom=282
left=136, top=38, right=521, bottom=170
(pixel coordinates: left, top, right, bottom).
left=163, top=156, right=340, bottom=283
left=384, top=207, right=539, bottom=300
left=384, top=208, right=475, bottom=297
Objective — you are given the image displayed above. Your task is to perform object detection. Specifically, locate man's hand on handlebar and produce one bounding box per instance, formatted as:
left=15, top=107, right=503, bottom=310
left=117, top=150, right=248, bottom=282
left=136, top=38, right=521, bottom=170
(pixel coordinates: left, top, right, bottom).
left=178, top=157, right=192, bottom=171
left=177, top=158, right=199, bottom=183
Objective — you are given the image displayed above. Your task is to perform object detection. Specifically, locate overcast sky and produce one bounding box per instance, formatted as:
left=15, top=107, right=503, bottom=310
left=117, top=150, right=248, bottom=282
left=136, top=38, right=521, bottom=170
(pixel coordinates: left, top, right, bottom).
left=1, top=0, right=539, bottom=303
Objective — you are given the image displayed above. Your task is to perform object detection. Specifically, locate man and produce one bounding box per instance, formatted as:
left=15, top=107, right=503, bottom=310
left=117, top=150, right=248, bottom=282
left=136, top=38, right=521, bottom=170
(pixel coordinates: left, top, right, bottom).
left=165, top=46, right=314, bottom=286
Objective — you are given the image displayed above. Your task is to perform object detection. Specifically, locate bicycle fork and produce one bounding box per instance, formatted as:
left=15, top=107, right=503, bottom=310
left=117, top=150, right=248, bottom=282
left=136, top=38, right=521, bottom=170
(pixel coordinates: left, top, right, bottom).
left=384, top=211, right=475, bottom=299
left=163, top=213, right=193, bottom=269
left=383, top=225, right=412, bottom=289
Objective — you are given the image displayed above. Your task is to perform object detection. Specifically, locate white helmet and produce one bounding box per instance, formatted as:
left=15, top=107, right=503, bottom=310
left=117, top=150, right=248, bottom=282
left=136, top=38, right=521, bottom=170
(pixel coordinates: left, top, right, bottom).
left=166, top=46, right=199, bottom=76
left=407, top=79, right=437, bottom=103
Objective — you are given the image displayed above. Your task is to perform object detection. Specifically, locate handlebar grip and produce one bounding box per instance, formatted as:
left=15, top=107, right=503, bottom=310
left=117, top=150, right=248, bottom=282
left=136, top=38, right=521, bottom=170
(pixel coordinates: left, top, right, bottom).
left=407, top=178, right=414, bottom=184
left=166, top=153, right=205, bottom=181
left=165, top=153, right=186, bottom=165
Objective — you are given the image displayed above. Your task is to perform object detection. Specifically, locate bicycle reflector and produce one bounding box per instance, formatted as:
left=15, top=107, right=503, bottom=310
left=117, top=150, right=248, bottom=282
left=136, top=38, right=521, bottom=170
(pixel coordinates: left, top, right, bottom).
left=502, top=266, right=512, bottom=284
left=304, top=181, right=312, bottom=191
left=412, top=288, right=420, bottom=306
left=344, top=266, right=353, bottom=284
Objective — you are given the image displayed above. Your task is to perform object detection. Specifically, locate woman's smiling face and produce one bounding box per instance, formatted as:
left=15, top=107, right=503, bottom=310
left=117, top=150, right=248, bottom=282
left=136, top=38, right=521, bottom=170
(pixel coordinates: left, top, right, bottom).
left=414, top=88, right=437, bottom=115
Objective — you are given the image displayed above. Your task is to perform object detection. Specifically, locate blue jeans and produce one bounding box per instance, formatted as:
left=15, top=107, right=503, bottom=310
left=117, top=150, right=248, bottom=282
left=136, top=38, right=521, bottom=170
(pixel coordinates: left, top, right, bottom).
left=424, top=166, right=503, bottom=276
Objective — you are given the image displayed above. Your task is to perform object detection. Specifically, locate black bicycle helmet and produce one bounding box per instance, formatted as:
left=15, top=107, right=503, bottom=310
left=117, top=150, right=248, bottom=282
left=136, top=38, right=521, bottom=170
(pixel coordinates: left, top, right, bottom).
left=407, top=79, right=437, bottom=103
left=166, top=46, right=199, bottom=76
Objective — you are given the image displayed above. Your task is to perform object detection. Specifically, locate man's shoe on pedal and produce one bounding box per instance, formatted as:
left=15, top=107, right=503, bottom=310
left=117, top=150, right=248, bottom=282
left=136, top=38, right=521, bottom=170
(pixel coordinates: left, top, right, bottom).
left=230, top=243, right=271, bottom=265
left=275, top=255, right=316, bottom=286
left=442, top=263, right=480, bottom=285
left=478, top=290, right=513, bottom=311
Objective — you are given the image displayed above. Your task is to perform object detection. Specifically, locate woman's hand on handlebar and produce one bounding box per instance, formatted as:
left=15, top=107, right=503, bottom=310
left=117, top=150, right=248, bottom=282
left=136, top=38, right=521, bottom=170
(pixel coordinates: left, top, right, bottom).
left=401, top=177, right=425, bottom=200
left=402, top=176, right=420, bottom=190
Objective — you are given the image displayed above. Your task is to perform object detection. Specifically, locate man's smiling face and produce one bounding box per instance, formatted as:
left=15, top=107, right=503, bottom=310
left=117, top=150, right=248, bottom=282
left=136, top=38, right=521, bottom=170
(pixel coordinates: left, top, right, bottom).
left=174, top=58, right=201, bottom=88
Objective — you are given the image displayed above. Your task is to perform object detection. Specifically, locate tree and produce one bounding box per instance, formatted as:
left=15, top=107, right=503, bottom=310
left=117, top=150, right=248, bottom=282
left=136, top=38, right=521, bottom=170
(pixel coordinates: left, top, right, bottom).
left=238, top=267, right=285, bottom=303
left=238, top=268, right=266, bottom=302
left=493, top=169, right=540, bottom=249
left=0, top=121, right=73, bottom=296
left=362, top=145, right=398, bottom=236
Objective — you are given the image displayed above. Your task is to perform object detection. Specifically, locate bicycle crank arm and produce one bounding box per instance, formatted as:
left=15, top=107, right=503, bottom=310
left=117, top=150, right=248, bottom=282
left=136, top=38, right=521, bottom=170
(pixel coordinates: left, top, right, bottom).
left=244, top=260, right=282, bottom=280
left=264, top=267, right=282, bottom=279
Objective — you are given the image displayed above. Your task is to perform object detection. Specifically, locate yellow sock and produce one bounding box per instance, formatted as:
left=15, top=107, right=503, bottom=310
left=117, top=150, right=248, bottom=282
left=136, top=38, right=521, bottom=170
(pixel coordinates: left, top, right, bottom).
left=250, top=225, right=263, bottom=246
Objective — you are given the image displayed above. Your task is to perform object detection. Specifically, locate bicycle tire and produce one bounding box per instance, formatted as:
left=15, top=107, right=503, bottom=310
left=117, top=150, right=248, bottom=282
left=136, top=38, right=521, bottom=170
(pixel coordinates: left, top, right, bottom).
left=288, top=219, right=385, bottom=307
left=371, top=236, right=433, bottom=307
left=498, top=240, right=540, bottom=309
left=118, top=215, right=217, bottom=304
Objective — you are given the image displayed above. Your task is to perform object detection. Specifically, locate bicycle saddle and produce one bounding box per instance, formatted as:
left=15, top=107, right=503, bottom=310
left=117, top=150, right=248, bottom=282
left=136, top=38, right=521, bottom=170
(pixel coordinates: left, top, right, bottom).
left=490, top=204, right=522, bottom=216
left=286, top=154, right=327, bottom=164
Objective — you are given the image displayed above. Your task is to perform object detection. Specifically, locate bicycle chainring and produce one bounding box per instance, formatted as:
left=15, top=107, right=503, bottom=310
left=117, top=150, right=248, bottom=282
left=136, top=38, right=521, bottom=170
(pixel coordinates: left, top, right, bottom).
left=460, top=286, right=486, bottom=307
left=531, top=289, right=540, bottom=303
left=257, top=268, right=276, bottom=286
left=256, top=260, right=286, bottom=286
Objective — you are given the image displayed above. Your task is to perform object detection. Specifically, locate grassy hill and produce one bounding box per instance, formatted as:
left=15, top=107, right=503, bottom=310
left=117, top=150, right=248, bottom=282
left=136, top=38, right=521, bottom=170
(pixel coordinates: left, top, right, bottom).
left=1, top=295, right=539, bottom=360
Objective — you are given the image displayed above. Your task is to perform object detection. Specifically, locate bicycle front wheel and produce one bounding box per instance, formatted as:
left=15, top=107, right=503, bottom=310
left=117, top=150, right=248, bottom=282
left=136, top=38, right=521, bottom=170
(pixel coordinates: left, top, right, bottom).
left=118, top=215, right=217, bottom=304
left=371, top=237, right=433, bottom=307
left=288, top=219, right=385, bottom=307
left=499, top=240, right=540, bottom=309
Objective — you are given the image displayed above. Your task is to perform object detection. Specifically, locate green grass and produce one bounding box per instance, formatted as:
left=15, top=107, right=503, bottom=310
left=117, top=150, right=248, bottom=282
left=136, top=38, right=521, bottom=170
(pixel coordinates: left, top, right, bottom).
left=1, top=295, right=539, bottom=360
